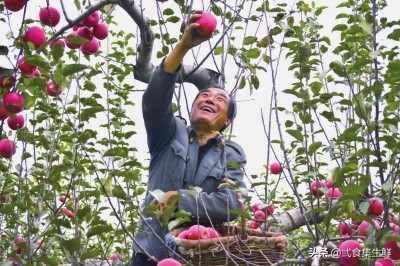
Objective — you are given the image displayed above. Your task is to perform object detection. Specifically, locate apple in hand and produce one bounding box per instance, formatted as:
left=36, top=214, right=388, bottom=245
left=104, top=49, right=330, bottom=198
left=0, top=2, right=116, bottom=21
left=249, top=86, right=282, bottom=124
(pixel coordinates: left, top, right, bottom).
left=269, top=162, right=282, bottom=174
left=194, top=12, right=217, bottom=37
left=80, top=37, right=99, bottom=55
left=4, top=0, right=26, bottom=12
left=3, top=92, right=25, bottom=113
left=0, top=139, right=17, bottom=159
left=0, top=75, right=16, bottom=89
left=338, top=239, right=362, bottom=266
left=23, top=26, right=46, bottom=50
left=93, top=23, right=108, bottom=40
left=7, top=113, right=25, bottom=130
left=157, top=258, right=182, bottom=266
left=39, top=6, right=61, bottom=27
left=368, top=197, right=384, bottom=216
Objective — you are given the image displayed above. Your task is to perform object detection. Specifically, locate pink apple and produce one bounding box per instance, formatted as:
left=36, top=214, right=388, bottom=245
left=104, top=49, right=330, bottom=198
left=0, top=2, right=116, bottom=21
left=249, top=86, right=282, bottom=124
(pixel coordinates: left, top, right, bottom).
left=0, top=75, right=16, bottom=89
left=109, top=253, right=122, bottom=261
left=0, top=139, right=17, bottom=159
left=65, top=32, right=81, bottom=49
left=80, top=37, right=99, bottom=55
left=357, top=219, right=380, bottom=237
left=269, top=162, right=282, bottom=174
left=248, top=220, right=260, bottom=229
left=251, top=202, right=262, bottom=213
left=384, top=240, right=400, bottom=260
left=186, top=224, right=209, bottom=240
left=177, top=230, right=189, bottom=239
left=7, top=113, right=25, bottom=130
left=82, top=11, right=100, bottom=28
left=3, top=92, right=25, bottom=113
left=338, top=239, right=362, bottom=266
left=157, top=258, right=182, bottom=266
left=206, top=227, right=220, bottom=238
left=59, top=195, right=66, bottom=202
left=93, top=23, right=108, bottom=40
left=4, top=0, right=26, bottom=12
left=23, top=26, right=46, bottom=50
left=18, top=56, right=36, bottom=75
left=254, top=210, right=266, bottom=221
left=336, top=220, right=352, bottom=236
left=46, top=80, right=62, bottom=97
left=0, top=106, right=8, bottom=120
left=310, top=180, right=327, bottom=197
left=194, top=12, right=217, bottom=37
left=326, top=177, right=334, bottom=188
left=49, top=38, right=65, bottom=49
left=266, top=204, right=274, bottom=215
left=39, top=6, right=61, bottom=27
left=389, top=222, right=400, bottom=234
left=62, top=207, right=74, bottom=218
left=326, top=187, right=342, bottom=199
left=368, top=197, right=384, bottom=216
left=28, top=69, right=42, bottom=78
left=375, top=258, right=395, bottom=266
left=76, top=26, right=93, bottom=41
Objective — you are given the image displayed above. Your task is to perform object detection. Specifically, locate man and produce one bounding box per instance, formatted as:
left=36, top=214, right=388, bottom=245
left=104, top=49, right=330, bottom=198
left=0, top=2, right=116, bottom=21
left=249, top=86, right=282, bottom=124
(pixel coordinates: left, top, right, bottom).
left=131, top=11, right=247, bottom=265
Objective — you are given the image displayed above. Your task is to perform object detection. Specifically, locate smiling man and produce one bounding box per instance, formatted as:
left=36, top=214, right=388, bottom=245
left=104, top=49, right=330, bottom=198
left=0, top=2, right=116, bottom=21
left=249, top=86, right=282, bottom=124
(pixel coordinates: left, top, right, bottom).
left=131, top=12, right=247, bottom=266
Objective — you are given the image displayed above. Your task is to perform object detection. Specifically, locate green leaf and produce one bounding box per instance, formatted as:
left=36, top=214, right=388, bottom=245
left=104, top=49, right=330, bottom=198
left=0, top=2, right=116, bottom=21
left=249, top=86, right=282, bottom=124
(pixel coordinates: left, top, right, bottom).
left=25, top=55, right=51, bottom=71
left=62, top=64, right=88, bottom=76
left=87, top=225, right=114, bottom=238
left=166, top=16, right=180, bottom=23
left=359, top=201, right=369, bottom=215
left=243, top=36, right=257, bottom=45
left=308, top=141, right=322, bottom=156
left=163, top=8, right=174, bottom=15
left=50, top=42, right=65, bottom=62
left=103, top=147, right=128, bottom=158
left=60, top=238, right=80, bottom=255
left=332, top=24, right=348, bottom=32
left=214, top=46, right=223, bottom=55
left=0, top=67, right=16, bottom=76
left=79, top=106, right=105, bottom=121
left=112, top=185, right=127, bottom=200
left=286, top=129, right=304, bottom=142
left=0, top=45, right=9, bottom=56
left=246, top=48, right=260, bottom=59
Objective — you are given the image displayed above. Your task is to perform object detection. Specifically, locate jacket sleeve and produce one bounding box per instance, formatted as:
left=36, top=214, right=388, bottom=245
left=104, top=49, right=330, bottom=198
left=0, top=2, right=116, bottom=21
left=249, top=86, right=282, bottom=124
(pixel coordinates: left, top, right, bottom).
left=178, top=142, right=247, bottom=225
left=142, top=62, right=182, bottom=156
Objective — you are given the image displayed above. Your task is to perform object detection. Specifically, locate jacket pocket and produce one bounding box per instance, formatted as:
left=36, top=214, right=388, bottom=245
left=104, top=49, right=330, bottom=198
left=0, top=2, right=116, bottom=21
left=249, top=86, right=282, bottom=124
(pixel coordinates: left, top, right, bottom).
left=165, top=140, right=187, bottom=181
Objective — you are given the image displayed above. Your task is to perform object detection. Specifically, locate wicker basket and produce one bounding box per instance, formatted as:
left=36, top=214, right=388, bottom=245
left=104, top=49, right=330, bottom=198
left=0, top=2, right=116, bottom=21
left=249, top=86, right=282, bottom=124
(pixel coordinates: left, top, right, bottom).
left=170, top=223, right=287, bottom=266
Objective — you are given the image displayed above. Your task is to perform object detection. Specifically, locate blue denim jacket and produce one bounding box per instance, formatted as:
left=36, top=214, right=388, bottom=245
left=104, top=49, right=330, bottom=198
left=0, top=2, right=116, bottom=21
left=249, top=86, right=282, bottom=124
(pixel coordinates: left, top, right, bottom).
left=133, top=62, right=247, bottom=260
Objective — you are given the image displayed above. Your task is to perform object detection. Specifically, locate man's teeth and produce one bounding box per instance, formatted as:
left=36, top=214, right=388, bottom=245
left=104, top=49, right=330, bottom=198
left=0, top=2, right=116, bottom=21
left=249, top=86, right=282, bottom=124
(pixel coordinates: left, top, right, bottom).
left=201, top=107, right=214, bottom=112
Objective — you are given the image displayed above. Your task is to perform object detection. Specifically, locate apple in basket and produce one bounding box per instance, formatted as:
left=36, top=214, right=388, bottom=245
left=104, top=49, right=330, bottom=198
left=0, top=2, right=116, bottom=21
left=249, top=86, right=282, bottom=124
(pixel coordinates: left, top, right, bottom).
left=157, top=258, right=182, bottom=266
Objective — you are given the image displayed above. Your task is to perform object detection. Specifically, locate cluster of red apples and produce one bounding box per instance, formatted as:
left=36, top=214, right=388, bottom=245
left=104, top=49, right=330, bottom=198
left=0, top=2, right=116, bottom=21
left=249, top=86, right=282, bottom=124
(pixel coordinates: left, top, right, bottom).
left=176, top=224, right=220, bottom=240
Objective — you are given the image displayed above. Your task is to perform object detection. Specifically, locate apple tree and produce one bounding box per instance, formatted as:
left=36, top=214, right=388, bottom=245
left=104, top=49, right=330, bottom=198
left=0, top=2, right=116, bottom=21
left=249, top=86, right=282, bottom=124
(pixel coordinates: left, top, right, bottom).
left=0, top=0, right=399, bottom=265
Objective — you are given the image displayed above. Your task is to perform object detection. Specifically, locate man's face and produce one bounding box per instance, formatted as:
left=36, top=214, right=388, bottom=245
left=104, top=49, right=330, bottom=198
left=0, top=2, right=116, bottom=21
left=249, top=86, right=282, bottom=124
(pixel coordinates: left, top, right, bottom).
left=190, top=87, right=231, bottom=132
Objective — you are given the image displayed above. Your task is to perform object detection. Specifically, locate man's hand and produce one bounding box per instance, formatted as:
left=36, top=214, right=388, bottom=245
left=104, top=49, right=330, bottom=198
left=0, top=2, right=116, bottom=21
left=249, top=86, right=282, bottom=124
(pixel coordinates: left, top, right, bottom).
left=151, top=190, right=179, bottom=212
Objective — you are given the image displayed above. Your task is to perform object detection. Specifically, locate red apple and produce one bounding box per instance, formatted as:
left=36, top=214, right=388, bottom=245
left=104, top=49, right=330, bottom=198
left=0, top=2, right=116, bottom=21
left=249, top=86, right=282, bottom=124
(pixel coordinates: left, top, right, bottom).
left=194, top=12, right=217, bottom=37
left=59, top=195, right=66, bottom=202
left=254, top=210, right=266, bottom=221
left=0, top=106, right=8, bottom=120
left=0, top=75, right=16, bottom=89
left=368, top=197, right=384, bottom=216
left=82, top=11, right=100, bottom=28
left=4, top=0, right=26, bottom=12
left=109, top=253, right=122, bottom=261
left=384, top=240, right=400, bottom=260
left=62, top=207, right=74, bottom=218
left=326, top=187, right=342, bottom=199
left=157, top=258, right=182, bottom=266
left=80, top=37, right=99, bottom=55
left=177, top=229, right=189, bottom=239
left=23, top=25, right=46, bottom=50
left=206, top=227, right=220, bottom=238
left=248, top=220, right=260, bottom=229
left=46, top=80, right=62, bottom=97
left=266, top=204, right=274, bottom=215
left=251, top=202, right=262, bottom=213
left=49, top=38, right=65, bottom=49
left=39, top=6, right=61, bottom=27
left=7, top=113, right=25, bottom=130
left=338, top=239, right=362, bottom=266
left=0, top=139, right=17, bottom=159
left=18, top=56, right=36, bottom=75
left=65, top=32, right=81, bottom=49
left=375, top=258, right=395, bottom=266
left=310, top=180, right=327, bottom=197
left=93, top=23, right=108, bottom=40
left=269, top=162, right=282, bottom=174
left=357, top=219, right=380, bottom=237
left=76, top=26, right=93, bottom=41
left=336, top=220, right=352, bottom=236
left=28, top=69, right=42, bottom=78
left=3, top=92, right=25, bottom=113
left=187, top=224, right=209, bottom=240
